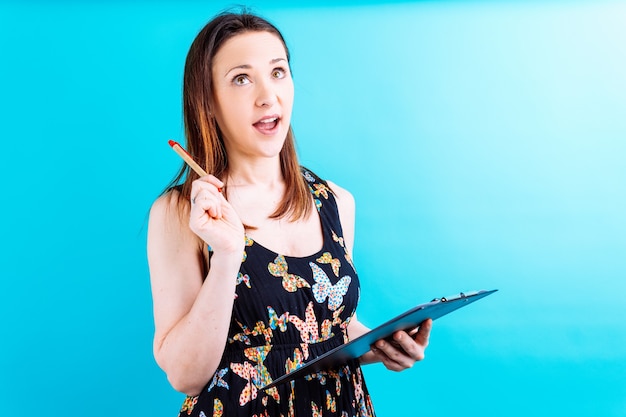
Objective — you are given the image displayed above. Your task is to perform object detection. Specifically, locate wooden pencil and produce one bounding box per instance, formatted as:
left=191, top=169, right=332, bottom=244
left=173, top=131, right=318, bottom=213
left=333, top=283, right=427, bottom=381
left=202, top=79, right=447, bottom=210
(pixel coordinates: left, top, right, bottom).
left=168, top=139, right=208, bottom=177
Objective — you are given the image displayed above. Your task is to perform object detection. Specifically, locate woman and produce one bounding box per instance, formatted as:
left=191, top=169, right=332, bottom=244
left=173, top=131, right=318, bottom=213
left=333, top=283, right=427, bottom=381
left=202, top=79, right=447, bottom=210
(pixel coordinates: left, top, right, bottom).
left=147, top=10, right=432, bottom=416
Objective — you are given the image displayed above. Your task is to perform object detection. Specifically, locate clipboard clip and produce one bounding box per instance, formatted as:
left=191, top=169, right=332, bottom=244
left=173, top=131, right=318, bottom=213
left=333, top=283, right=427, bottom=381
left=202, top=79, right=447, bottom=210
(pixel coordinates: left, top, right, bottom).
left=432, top=292, right=471, bottom=303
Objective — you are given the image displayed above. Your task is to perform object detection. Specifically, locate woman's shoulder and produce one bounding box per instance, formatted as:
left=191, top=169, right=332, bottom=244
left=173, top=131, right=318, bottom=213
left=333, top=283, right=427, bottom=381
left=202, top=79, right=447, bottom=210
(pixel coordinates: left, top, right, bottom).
left=148, top=187, right=194, bottom=241
left=326, top=179, right=355, bottom=217
left=148, top=187, right=205, bottom=254
left=150, top=188, right=184, bottom=220
left=325, top=180, right=354, bottom=206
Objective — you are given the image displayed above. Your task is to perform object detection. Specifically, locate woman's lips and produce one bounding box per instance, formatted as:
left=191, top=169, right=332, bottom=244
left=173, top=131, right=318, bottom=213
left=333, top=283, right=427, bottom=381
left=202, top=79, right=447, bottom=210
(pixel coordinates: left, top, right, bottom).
left=253, top=115, right=280, bottom=134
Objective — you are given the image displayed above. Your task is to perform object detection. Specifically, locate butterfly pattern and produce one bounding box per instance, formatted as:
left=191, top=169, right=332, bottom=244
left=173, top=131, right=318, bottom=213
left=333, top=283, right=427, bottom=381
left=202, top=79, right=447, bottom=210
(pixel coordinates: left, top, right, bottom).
left=326, top=390, right=337, bottom=413
left=305, top=364, right=350, bottom=397
left=234, top=273, right=251, bottom=299
left=312, top=183, right=330, bottom=199
left=236, top=273, right=251, bottom=289
left=310, top=262, right=351, bottom=311
left=311, top=401, right=323, bottom=417
left=288, top=301, right=339, bottom=360
left=268, top=255, right=311, bottom=292
left=302, top=169, right=316, bottom=183
left=176, top=168, right=375, bottom=417
left=285, top=347, right=304, bottom=374
left=316, top=252, right=341, bottom=277
left=242, top=236, right=254, bottom=262
left=353, top=367, right=375, bottom=416
left=332, top=229, right=356, bottom=271
left=230, top=361, right=259, bottom=406
left=207, top=368, right=229, bottom=392
left=180, top=396, right=198, bottom=415
left=320, top=305, right=352, bottom=344
left=331, top=230, right=344, bottom=248
left=230, top=306, right=293, bottom=347
left=212, top=399, right=223, bottom=417
left=243, top=346, right=272, bottom=388
left=267, top=306, right=289, bottom=332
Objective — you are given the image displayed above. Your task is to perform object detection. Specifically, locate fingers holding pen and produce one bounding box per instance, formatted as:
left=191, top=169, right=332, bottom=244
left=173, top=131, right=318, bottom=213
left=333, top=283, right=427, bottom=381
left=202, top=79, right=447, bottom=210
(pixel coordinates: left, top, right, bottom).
left=193, top=193, right=222, bottom=219
left=188, top=176, right=244, bottom=252
left=190, top=176, right=225, bottom=220
left=167, top=142, right=243, bottom=247
left=191, top=175, right=224, bottom=195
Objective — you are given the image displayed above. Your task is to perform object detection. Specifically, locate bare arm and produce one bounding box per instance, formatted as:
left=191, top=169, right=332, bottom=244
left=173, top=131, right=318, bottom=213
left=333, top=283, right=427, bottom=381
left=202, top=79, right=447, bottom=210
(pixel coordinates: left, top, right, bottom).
left=147, top=177, right=244, bottom=395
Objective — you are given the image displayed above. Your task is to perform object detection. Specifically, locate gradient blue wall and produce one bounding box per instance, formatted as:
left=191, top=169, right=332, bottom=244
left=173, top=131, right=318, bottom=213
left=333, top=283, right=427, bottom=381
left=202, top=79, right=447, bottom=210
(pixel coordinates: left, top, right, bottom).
left=1, top=1, right=625, bottom=416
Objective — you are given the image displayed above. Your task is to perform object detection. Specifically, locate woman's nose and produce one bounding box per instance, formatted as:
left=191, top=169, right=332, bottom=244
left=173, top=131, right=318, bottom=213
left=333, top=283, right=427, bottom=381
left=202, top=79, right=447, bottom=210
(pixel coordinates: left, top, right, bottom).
left=255, top=80, right=278, bottom=108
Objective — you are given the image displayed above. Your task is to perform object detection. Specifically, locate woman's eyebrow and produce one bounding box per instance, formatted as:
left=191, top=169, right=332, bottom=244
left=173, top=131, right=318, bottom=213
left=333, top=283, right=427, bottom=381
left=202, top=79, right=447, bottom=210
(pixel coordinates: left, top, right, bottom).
left=224, top=58, right=287, bottom=78
left=224, top=64, right=251, bottom=78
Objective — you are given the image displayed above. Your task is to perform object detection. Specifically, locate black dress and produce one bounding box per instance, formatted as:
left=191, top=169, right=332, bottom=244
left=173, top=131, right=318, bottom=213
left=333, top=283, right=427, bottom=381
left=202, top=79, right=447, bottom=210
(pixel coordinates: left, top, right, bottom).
left=179, top=169, right=376, bottom=417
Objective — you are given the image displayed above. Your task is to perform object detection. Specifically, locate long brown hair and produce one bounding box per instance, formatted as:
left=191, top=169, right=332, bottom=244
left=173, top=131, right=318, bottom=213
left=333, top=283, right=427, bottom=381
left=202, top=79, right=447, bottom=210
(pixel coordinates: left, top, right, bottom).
left=165, top=10, right=312, bottom=223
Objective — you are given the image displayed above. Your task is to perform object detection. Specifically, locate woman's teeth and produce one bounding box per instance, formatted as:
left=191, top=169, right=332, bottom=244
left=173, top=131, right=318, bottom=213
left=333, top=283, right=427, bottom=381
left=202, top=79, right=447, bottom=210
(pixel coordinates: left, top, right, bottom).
left=254, top=117, right=279, bottom=132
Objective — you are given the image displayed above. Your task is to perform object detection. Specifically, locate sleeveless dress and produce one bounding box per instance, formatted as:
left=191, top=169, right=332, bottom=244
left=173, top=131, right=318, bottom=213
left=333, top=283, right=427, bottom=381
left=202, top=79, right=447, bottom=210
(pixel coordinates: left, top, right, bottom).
left=178, top=168, right=376, bottom=417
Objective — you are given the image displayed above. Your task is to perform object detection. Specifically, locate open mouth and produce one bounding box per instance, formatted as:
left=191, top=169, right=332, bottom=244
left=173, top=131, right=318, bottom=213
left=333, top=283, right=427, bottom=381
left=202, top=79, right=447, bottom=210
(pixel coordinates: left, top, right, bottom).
left=253, top=116, right=280, bottom=134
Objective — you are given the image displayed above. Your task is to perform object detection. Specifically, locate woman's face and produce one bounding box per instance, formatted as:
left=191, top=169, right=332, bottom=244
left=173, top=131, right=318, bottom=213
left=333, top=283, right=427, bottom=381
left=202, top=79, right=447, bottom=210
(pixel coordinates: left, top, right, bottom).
left=211, top=31, right=294, bottom=162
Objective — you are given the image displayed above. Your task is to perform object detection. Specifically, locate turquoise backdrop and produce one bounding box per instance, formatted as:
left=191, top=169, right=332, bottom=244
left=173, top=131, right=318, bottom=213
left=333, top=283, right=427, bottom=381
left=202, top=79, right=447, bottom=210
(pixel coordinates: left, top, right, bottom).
left=1, top=1, right=625, bottom=416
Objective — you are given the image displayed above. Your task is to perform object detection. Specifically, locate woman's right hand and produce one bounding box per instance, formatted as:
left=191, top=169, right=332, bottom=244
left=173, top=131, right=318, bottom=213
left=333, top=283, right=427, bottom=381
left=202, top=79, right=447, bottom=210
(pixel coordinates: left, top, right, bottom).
left=148, top=177, right=245, bottom=395
left=189, top=175, right=244, bottom=254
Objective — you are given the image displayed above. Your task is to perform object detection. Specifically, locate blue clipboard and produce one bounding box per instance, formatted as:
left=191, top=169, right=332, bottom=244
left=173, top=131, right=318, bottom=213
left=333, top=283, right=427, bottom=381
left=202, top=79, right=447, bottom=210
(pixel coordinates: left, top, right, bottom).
left=261, top=289, right=497, bottom=390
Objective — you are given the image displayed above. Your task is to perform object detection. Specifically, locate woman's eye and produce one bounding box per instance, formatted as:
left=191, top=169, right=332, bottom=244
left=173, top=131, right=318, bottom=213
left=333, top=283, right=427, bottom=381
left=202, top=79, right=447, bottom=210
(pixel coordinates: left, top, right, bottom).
left=233, top=75, right=250, bottom=85
left=272, top=68, right=286, bottom=79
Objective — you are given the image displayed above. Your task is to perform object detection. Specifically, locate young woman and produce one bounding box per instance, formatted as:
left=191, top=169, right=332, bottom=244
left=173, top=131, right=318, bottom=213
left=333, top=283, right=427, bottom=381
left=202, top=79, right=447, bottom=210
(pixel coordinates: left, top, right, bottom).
left=147, top=10, right=432, bottom=416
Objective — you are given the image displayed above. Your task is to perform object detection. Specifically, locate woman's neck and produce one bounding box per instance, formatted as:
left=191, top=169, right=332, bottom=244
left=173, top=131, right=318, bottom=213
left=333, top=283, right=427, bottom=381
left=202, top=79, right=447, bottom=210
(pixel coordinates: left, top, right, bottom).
left=226, top=156, right=284, bottom=188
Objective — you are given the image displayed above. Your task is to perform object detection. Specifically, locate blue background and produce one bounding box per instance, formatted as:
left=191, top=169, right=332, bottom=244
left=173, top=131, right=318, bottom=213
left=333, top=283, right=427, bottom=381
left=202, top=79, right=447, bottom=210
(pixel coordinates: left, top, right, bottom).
left=1, top=1, right=625, bottom=416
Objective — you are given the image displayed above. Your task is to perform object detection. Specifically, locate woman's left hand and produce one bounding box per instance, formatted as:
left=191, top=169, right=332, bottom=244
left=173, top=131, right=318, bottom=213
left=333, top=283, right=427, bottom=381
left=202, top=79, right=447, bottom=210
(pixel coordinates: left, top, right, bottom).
left=369, top=319, right=432, bottom=371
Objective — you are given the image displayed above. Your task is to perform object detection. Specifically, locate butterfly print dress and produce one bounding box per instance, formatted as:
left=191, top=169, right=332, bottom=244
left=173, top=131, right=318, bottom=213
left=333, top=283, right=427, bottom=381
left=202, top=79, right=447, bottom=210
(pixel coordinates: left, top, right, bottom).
left=178, top=169, right=376, bottom=417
